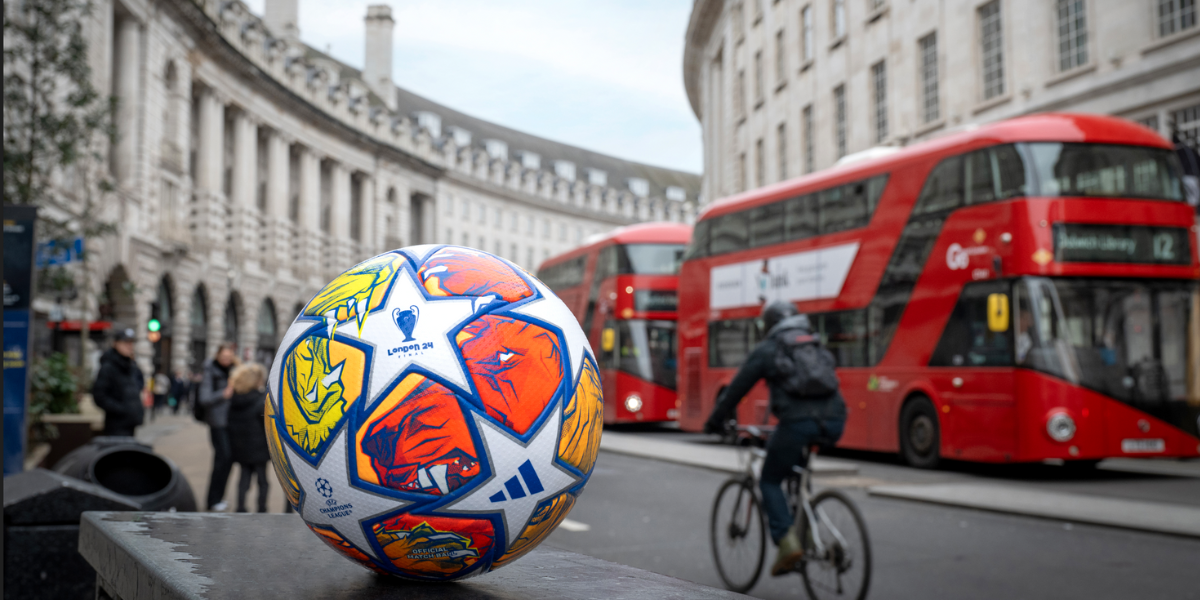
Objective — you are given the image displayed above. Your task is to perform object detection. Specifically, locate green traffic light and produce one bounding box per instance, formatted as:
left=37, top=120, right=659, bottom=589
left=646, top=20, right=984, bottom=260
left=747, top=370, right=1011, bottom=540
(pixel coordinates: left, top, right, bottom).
left=147, top=318, right=161, bottom=333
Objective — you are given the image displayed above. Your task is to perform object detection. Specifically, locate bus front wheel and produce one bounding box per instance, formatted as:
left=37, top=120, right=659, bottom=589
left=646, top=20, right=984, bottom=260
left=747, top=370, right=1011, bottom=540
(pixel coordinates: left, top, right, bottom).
left=900, top=397, right=941, bottom=469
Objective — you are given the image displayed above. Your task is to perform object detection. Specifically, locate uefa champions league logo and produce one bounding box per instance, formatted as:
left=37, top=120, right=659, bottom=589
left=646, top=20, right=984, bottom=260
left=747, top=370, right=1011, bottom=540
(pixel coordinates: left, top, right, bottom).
left=316, top=478, right=334, bottom=498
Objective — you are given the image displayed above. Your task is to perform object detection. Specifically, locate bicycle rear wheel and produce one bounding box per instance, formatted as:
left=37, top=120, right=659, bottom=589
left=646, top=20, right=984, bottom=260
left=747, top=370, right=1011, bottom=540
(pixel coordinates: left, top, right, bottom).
left=710, top=477, right=766, bottom=593
left=800, top=489, right=872, bottom=600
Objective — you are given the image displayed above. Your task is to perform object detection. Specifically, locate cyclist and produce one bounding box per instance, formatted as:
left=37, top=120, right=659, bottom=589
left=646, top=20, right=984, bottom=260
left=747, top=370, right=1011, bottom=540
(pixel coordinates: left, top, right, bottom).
left=704, top=301, right=847, bottom=576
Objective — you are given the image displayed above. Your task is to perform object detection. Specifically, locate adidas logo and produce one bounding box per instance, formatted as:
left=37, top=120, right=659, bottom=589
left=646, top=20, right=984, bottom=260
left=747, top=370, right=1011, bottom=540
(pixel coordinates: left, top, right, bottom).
left=488, top=459, right=544, bottom=503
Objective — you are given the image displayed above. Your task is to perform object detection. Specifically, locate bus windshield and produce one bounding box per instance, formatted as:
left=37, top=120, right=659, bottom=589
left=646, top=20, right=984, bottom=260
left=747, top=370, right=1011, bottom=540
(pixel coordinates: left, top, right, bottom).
left=1015, top=277, right=1199, bottom=436
left=602, top=319, right=678, bottom=390
left=618, top=244, right=686, bottom=275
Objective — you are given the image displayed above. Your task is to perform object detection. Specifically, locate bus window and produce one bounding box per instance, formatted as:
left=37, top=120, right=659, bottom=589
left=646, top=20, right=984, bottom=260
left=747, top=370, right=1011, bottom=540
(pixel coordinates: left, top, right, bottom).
left=819, top=181, right=870, bottom=234
left=784, top=194, right=818, bottom=241
left=1019, top=143, right=1183, bottom=201
left=710, top=212, right=749, bottom=255
left=617, top=244, right=686, bottom=275
left=929, top=281, right=1013, bottom=367
left=915, top=155, right=964, bottom=215
left=866, top=174, right=889, bottom=212
left=818, top=310, right=868, bottom=367
left=708, top=318, right=759, bottom=368
left=966, top=145, right=1026, bottom=205
left=538, top=255, right=587, bottom=291
left=684, top=219, right=712, bottom=260
left=749, top=202, right=785, bottom=247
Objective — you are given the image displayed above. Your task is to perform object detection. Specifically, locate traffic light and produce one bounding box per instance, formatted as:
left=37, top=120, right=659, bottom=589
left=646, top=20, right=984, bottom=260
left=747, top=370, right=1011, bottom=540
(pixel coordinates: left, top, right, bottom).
left=147, top=318, right=161, bottom=333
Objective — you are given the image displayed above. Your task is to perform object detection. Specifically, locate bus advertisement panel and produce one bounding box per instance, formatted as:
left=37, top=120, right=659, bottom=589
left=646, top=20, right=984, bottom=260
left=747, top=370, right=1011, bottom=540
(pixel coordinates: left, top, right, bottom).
left=677, top=113, right=1200, bottom=467
left=538, top=223, right=691, bottom=424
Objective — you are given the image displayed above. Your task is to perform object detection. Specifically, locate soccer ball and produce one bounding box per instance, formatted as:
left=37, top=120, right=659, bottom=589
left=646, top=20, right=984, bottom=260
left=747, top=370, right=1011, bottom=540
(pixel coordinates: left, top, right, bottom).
left=265, top=245, right=603, bottom=580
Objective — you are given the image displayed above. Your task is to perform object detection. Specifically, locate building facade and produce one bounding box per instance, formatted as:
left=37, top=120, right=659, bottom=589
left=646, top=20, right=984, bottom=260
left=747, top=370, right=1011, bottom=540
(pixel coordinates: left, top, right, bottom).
left=684, top=0, right=1200, bottom=202
left=32, top=0, right=700, bottom=374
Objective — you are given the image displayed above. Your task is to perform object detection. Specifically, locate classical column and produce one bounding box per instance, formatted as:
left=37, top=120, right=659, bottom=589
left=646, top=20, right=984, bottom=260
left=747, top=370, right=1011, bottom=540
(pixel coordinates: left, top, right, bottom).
left=231, top=111, right=257, bottom=256
left=360, top=175, right=376, bottom=256
left=193, top=90, right=226, bottom=247
left=266, top=132, right=291, bottom=269
left=112, top=15, right=141, bottom=187
left=298, top=148, right=323, bottom=277
left=329, top=163, right=352, bottom=269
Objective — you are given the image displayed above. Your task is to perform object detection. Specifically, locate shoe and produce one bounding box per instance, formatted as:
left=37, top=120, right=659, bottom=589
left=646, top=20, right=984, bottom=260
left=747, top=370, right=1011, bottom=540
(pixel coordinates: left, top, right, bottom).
left=210, top=501, right=228, bottom=512
left=770, top=526, right=805, bottom=576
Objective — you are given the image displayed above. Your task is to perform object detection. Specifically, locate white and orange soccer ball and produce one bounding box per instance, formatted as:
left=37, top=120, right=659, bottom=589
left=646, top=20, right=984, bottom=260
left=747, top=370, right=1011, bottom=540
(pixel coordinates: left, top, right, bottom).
left=265, top=245, right=602, bottom=580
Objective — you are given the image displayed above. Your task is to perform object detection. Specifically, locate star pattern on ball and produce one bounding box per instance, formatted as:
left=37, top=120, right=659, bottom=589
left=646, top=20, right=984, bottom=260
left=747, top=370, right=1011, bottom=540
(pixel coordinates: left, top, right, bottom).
left=434, top=404, right=580, bottom=551
left=286, top=426, right=409, bottom=563
left=357, top=269, right=477, bottom=405
left=511, top=277, right=594, bottom=383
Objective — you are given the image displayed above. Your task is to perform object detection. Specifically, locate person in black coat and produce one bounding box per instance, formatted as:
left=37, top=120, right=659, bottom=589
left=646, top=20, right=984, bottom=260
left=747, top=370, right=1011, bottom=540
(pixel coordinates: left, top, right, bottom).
left=92, top=328, right=145, bottom=437
left=227, top=362, right=270, bottom=513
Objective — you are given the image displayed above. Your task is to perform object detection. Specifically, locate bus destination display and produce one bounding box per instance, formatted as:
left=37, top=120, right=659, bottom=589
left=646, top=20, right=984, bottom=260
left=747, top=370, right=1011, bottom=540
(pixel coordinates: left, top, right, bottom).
left=1052, top=224, right=1191, bottom=265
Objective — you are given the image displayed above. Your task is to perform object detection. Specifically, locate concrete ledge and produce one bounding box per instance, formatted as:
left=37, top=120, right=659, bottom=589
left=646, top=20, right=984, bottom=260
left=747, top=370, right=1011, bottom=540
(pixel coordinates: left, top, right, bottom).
left=867, top=483, right=1200, bottom=539
left=79, top=512, right=748, bottom=599
left=599, top=431, right=859, bottom=476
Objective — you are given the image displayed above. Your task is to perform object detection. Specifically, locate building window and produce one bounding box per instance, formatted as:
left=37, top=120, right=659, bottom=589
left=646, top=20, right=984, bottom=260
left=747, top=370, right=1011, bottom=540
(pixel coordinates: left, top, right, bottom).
left=462, top=232, right=469, bottom=246
left=754, top=0, right=764, bottom=23
left=543, top=218, right=550, bottom=239
left=919, top=33, right=940, bottom=124
left=833, top=85, right=847, bottom=159
left=979, top=0, right=1005, bottom=101
left=801, top=6, right=814, bottom=62
left=833, top=0, right=846, bottom=39
left=461, top=197, right=469, bottom=217
left=477, top=203, right=486, bottom=224
left=1056, top=0, right=1088, bottom=71
left=444, top=195, right=453, bottom=215
left=777, top=123, right=788, bottom=180
left=775, top=30, right=787, bottom=85
left=754, top=50, right=764, bottom=104
left=526, top=247, right=534, bottom=267
left=1172, top=104, right=1200, bottom=151
left=736, top=69, right=747, bottom=118
left=478, top=235, right=485, bottom=250
left=1158, top=0, right=1197, bottom=37
left=510, top=211, right=518, bottom=231
left=871, top=61, right=887, bottom=143
left=801, top=105, right=815, bottom=174
left=559, top=222, right=567, bottom=241
left=446, top=227, right=452, bottom=242
left=755, top=138, right=765, bottom=187
left=511, top=243, right=517, bottom=259
left=733, top=2, right=745, bottom=40
left=738, top=152, right=748, bottom=191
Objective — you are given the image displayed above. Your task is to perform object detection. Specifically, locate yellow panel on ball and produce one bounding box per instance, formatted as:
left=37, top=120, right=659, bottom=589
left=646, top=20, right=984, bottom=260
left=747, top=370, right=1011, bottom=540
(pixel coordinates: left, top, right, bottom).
left=280, top=335, right=366, bottom=458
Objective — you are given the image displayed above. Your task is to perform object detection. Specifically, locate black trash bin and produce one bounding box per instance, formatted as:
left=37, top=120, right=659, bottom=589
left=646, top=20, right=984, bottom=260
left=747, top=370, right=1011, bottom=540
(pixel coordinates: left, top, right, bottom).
left=3, top=469, right=141, bottom=600
left=53, top=436, right=197, bottom=512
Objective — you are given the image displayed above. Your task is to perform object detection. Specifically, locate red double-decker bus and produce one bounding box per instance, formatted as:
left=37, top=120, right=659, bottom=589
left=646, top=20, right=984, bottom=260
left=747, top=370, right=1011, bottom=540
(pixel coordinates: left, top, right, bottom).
left=677, top=113, right=1200, bottom=467
left=538, top=223, right=691, bottom=424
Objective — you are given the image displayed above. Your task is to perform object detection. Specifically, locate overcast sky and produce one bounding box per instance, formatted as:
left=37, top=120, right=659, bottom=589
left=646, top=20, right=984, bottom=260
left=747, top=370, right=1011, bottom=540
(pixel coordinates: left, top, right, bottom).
left=243, top=0, right=702, bottom=173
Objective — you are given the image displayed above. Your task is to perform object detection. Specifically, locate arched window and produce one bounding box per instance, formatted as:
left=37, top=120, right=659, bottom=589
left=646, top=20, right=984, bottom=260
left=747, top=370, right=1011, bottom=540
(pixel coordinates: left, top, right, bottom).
left=256, top=298, right=277, bottom=365
left=224, top=293, right=240, bottom=347
left=190, top=286, right=208, bottom=371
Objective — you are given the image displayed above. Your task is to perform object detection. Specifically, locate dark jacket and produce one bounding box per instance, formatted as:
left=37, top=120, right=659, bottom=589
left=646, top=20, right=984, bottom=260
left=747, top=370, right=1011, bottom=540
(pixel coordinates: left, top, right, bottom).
left=227, top=388, right=270, bottom=465
left=710, top=315, right=847, bottom=424
left=92, top=348, right=145, bottom=436
left=199, top=359, right=233, bottom=428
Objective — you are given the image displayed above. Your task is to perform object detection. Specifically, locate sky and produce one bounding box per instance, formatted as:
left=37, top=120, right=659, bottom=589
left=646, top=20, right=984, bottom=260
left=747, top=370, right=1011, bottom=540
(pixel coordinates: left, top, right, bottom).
left=243, top=0, right=702, bottom=174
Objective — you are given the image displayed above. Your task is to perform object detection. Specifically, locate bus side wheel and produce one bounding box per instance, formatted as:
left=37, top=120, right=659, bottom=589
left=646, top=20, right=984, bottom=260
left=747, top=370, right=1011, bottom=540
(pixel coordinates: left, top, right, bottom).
left=900, top=397, right=941, bottom=469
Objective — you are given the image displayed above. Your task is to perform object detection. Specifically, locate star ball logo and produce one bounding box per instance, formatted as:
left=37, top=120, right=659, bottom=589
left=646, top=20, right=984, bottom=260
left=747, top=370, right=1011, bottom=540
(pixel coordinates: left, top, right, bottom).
left=316, top=477, right=334, bottom=498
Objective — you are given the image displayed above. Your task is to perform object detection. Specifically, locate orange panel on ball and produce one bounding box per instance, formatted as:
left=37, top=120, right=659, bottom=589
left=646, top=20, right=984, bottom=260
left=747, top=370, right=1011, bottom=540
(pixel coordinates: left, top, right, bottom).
left=357, top=375, right=481, bottom=495
left=418, top=247, right=533, bottom=302
left=373, top=513, right=495, bottom=578
left=458, top=315, right=563, bottom=435
left=307, top=524, right=386, bottom=574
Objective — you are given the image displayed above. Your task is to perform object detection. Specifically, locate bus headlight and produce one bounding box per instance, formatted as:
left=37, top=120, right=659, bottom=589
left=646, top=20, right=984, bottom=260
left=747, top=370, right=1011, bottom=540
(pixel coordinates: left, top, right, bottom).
left=1046, top=411, right=1076, bottom=442
left=624, top=394, right=643, bottom=413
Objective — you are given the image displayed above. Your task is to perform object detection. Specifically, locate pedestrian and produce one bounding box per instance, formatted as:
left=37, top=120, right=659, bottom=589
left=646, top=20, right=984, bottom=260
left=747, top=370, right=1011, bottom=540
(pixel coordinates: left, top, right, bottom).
left=169, top=369, right=188, bottom=415
left=151, top=370, right=171, bottom=421
left=92, top=327, right=146, bottom=437
left=227, top=362, right=270, bottom=513
left=703, top=301, right=847, bottom=577
left=200, top=342, right=239, bottom=512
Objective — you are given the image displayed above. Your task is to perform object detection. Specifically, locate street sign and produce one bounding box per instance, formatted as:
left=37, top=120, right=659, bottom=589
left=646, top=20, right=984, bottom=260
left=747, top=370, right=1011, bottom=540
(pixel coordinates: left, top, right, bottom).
left=36, top=236, right=84, bottom=268
left=4, top=206, right=38, bottom=474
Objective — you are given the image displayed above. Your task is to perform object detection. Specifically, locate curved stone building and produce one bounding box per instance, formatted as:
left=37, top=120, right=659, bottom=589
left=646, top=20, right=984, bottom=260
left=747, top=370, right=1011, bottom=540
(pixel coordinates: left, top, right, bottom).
left=37, top=0, right=700, bottom=373
left=684, top=0, right=1200, bottom=203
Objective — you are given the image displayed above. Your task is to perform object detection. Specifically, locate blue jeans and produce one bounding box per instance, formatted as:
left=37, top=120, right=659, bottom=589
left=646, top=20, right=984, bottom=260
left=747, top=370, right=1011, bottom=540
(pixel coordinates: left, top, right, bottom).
left=759, top=418, right=845, bottom=544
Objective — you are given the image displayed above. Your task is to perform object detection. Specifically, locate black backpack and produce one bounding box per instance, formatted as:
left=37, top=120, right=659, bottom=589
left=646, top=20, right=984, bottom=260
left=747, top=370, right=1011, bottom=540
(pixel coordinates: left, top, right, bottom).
left=772, top=329, right=840, bottom=398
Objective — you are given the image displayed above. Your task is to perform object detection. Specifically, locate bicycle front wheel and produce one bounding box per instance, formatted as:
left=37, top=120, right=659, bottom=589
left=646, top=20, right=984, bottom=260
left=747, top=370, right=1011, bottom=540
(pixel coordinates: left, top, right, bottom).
left=801, top=489, right=872, bottom=600
left=710, top=477, right=766, bottom=593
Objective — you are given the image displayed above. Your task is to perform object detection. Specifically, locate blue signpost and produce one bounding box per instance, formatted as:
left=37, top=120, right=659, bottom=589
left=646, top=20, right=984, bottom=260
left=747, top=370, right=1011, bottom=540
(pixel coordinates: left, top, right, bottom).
left=5, top=206, right=39, bottom=474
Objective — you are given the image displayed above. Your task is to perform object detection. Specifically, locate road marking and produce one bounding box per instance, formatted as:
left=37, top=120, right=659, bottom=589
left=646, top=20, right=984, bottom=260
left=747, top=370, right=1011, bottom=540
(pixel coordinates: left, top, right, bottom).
left=558, top=519, right=590, bottom=532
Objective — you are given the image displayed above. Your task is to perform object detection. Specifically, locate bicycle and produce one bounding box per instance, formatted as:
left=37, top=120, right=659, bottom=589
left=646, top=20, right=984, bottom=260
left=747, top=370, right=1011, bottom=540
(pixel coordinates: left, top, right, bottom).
left=710, top=424, right=872, bottom=599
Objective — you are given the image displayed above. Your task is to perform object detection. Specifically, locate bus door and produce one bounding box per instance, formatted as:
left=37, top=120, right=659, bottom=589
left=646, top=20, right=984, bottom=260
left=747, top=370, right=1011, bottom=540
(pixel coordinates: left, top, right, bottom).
left=927, top=280, right=1018, bottom=461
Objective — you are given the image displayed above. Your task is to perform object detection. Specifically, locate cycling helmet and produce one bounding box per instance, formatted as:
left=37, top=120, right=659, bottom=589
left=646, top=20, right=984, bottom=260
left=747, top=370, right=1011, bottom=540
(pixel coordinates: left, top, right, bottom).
left=760, top=301, right=799, bottom=332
